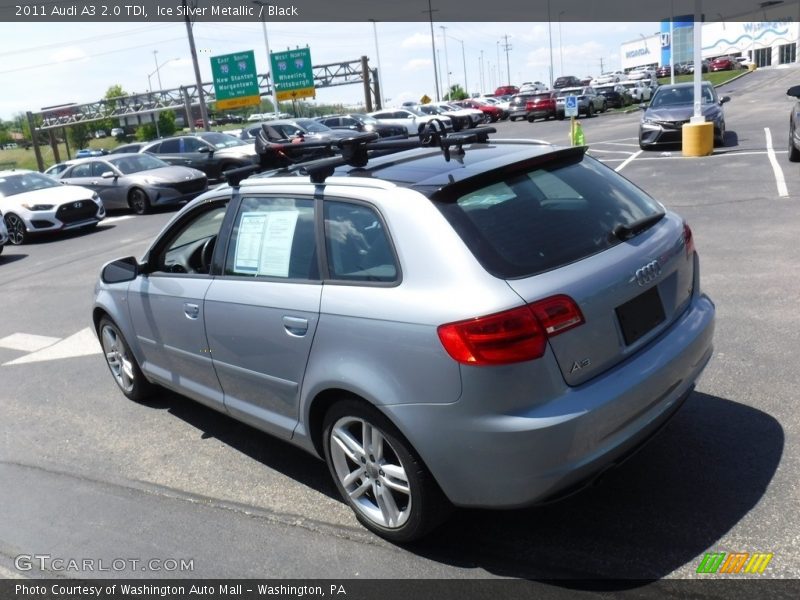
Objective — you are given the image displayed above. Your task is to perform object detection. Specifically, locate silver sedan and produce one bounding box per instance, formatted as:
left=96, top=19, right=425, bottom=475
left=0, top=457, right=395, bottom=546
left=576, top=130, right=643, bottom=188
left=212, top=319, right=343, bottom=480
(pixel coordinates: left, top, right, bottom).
left=59, top=153, right=208, bottom=215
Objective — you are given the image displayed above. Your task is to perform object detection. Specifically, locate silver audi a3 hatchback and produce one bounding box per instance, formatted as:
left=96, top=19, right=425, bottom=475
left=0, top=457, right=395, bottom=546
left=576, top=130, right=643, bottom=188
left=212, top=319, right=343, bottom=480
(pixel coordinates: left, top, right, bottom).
left=93, top=130, right=715, bottom=541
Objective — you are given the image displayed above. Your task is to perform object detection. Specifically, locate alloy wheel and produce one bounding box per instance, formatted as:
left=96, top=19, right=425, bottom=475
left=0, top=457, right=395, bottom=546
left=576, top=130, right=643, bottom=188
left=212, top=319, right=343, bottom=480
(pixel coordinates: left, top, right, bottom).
left=101, top=324, right=135, bottom=394
left=329, top=415, right=412, bottom=529
left=5, top=214, right=27, bottom=245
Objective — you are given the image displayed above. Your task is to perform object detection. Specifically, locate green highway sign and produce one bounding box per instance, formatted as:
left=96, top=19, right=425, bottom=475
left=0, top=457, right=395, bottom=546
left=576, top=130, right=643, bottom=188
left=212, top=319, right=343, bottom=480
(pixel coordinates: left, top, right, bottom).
left=270, top=47, right=315, bottom=101
left=210, top=50, right=261, bottom=110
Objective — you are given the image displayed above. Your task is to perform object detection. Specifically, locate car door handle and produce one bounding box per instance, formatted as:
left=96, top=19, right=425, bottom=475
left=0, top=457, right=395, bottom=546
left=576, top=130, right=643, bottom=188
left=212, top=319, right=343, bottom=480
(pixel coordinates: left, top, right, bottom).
left=282, top=316, right=308, bottom=336
left=183, top=303, right=200, bottom=320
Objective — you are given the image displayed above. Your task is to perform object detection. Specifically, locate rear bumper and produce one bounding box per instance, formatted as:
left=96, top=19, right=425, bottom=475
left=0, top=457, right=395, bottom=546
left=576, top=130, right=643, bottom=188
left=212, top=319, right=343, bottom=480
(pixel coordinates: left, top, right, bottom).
left=384, top=293, right=715, bottom=508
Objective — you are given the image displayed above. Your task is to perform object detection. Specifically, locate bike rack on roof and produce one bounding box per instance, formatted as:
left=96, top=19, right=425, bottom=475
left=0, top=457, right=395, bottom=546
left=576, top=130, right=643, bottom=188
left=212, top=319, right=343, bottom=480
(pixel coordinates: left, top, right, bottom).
left=224, top=120, right=498, bottom=186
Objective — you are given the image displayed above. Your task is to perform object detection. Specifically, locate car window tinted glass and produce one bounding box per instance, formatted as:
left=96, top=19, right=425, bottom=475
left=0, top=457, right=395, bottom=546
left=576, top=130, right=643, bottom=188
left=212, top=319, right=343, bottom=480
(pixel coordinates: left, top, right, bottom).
left=225, top=196, right=318, bottom=280
left=69, top=163, right=93, bottom=178
left=199, top=132, right=246, bottom=148
left=324, top=202, right=397, bottom=283
left=158, top=139, right=180, bottom=153
left=91, top=162, right=108, bottom=177
left=183, top=137, right=206, bottom=152
left=435, top=155, right=663, bottom=279
left=0, top=172, right=59, bottom=197
left=296, top=119, right=329, bottom=133
left=109, top=154, right=169, bottom=174
left=650, top=86, right=712, bottom=107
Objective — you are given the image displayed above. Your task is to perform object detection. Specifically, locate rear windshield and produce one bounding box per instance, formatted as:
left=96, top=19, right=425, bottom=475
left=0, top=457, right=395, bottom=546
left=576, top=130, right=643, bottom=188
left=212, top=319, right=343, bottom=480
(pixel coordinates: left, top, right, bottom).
left=434, top=155, right=663, bottom=279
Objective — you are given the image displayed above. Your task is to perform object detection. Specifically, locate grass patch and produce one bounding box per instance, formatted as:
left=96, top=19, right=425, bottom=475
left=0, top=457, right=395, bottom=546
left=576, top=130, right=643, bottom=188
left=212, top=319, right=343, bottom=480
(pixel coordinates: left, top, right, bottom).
left=657, top=69, right=748, bottom=87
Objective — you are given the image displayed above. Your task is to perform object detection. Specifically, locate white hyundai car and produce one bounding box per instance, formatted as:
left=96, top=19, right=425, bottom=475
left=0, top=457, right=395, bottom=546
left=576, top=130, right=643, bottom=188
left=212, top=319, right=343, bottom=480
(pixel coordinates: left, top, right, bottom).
left=0, top=169, right=105, bottom=245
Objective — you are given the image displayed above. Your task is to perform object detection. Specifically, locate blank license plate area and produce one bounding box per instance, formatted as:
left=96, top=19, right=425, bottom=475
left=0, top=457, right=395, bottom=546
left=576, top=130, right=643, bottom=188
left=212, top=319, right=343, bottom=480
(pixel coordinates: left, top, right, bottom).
left=615, top=286, right=666, bottom=346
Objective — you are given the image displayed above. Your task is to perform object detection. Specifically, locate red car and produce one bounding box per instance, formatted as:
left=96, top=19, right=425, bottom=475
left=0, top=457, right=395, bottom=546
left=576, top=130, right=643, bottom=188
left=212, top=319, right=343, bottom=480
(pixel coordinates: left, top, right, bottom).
left=494, top=85, right=519, bottom=96
left=456, top=99, right=504, bottom=122
left=524, top=92, right=558, bottom=122
left=709, top=56, right=739, bottom=72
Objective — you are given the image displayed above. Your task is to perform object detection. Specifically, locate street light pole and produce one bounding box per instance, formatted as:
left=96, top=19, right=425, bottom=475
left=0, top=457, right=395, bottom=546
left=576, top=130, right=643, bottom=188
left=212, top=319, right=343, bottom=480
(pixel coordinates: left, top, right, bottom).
left=253, top=0, right=279, bottom=118
left=153, top=50, right=164, bottom=91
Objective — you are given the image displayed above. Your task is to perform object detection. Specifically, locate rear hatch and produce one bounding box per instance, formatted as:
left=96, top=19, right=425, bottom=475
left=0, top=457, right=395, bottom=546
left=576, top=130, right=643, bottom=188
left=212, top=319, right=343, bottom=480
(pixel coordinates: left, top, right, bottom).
left=433, top=148, right=695, bottom=385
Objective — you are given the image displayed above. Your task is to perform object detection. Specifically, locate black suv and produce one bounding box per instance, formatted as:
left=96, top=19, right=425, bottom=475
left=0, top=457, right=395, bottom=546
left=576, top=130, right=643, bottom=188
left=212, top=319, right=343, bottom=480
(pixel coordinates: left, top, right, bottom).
left=553, top=75, right=582, bottom=89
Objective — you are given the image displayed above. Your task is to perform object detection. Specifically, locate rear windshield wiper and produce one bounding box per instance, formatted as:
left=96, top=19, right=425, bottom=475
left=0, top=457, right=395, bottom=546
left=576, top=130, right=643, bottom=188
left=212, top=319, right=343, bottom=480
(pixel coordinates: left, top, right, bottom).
left=611, top=212, right=665, bottom=241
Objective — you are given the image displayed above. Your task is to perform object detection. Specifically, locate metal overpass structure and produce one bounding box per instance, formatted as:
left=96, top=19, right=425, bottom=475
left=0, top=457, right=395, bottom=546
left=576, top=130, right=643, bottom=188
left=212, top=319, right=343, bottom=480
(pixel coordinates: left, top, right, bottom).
left=26, top=57, right=381, bottom=172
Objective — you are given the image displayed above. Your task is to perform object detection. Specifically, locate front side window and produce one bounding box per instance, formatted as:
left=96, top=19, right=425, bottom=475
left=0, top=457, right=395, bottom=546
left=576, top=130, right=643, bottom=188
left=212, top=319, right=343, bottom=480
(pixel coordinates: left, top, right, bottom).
left=155, top=203, right=228, bottom=275
left=324, top=201, right=398, bottom=283
left=225, top=196, right=318, bottom=280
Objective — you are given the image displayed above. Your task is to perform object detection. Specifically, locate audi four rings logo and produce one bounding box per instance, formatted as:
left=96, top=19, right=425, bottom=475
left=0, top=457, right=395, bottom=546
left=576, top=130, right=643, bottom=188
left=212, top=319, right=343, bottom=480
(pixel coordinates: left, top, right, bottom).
left=635, top=260, right=661, bottom=286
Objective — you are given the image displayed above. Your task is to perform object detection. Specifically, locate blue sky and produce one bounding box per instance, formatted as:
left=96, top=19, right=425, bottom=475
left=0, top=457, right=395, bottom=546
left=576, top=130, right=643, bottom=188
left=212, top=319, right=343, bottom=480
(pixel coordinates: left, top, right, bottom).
left=0, top=21, right=658, bottom=120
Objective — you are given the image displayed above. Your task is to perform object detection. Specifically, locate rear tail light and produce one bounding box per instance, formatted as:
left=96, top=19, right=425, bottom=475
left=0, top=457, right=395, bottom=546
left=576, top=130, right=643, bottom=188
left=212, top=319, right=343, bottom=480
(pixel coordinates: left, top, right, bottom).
left=437, top=295, right=585, bottom=366
left=683, top=221, right=695, bottom=258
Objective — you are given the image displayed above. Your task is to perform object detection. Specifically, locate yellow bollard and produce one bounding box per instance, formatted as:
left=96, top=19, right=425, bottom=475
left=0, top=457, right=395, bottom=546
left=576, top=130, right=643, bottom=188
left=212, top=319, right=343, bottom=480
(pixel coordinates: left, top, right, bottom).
left=682, top=121, right=714, bottom=157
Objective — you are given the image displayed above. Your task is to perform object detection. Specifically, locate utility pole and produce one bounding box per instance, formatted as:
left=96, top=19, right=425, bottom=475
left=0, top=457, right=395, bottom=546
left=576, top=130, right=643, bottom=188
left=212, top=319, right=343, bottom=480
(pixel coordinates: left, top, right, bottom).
left=599, top=57, right=605, bottom=74
left=440, top=26, right=451, bottom=99
left=423, top=0, right=440, bottom=101
left=501, top=35, right=512, bottom=86
left=183, top=0, right=209, bottom=132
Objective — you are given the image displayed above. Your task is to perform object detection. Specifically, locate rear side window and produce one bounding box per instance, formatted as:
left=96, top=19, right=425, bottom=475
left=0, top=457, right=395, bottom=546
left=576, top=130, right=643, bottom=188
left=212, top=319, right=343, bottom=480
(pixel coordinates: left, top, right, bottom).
left=324, top=201, right=398, bottom=283
left=435, top=155, right=662, bottom=279
left=158, top=139, right=180, bottom=153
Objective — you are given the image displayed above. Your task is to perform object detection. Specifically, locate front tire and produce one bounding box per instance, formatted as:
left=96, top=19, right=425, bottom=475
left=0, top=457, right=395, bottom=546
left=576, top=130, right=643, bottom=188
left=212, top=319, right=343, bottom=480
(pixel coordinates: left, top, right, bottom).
left=322, top=399, right=450, bottom=543
left=129, top=188, right=151, bottom=215
left=98, top=317, right=154, bottom=402
left=789, top=124, right=800, bottom=162
left=4, top=214, right=27, bottom=245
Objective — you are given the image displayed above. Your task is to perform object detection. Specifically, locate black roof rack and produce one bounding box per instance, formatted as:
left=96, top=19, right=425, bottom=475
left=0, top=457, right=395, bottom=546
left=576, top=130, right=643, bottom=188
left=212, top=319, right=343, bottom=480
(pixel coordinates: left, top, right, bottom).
left=253, top=120, right=498, bottom=184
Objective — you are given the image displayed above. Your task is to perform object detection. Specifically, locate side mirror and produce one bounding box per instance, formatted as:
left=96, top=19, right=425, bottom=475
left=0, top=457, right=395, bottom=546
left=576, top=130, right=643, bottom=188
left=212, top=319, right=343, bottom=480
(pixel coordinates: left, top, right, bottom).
left=101, top=171, right=116, bottom=179
left=198, top=146, right=211, bottom=154
left=787, top=85, right=800, bottom=98
left=720, top=96, right=731, bottom=104
left=101, top=257, right=140, bottom=284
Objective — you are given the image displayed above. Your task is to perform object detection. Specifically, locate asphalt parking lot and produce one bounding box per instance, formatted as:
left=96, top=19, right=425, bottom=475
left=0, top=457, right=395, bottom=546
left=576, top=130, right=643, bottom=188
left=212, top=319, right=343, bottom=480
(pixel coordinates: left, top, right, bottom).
left=1, top=65, right=799, bottom=587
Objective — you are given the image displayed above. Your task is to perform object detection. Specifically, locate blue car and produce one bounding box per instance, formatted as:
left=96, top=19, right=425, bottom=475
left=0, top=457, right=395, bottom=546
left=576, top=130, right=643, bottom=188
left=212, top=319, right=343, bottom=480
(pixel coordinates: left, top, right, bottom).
left=75, top=148, right=108, bottom=158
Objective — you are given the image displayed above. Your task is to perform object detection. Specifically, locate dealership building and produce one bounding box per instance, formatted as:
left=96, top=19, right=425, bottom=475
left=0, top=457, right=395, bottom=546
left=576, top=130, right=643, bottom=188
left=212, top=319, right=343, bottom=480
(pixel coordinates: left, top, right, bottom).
left=621, top=11, right=798, bottom=71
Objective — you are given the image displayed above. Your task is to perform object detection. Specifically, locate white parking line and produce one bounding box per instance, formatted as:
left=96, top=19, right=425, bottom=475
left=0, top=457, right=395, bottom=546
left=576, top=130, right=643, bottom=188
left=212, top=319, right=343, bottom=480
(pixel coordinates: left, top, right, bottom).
left=3, top=328, right=101, bottom=366
left=615, top=150, right=643, bottom=172
left=764, top=128, right=789, bottom=198
left=103, top=215, right=134, bottom=224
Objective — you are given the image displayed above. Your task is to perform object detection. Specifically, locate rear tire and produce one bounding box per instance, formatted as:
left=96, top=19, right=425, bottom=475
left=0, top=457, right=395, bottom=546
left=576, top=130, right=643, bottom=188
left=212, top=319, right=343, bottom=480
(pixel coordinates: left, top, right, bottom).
left=322, top=399, right=450, bottom=543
